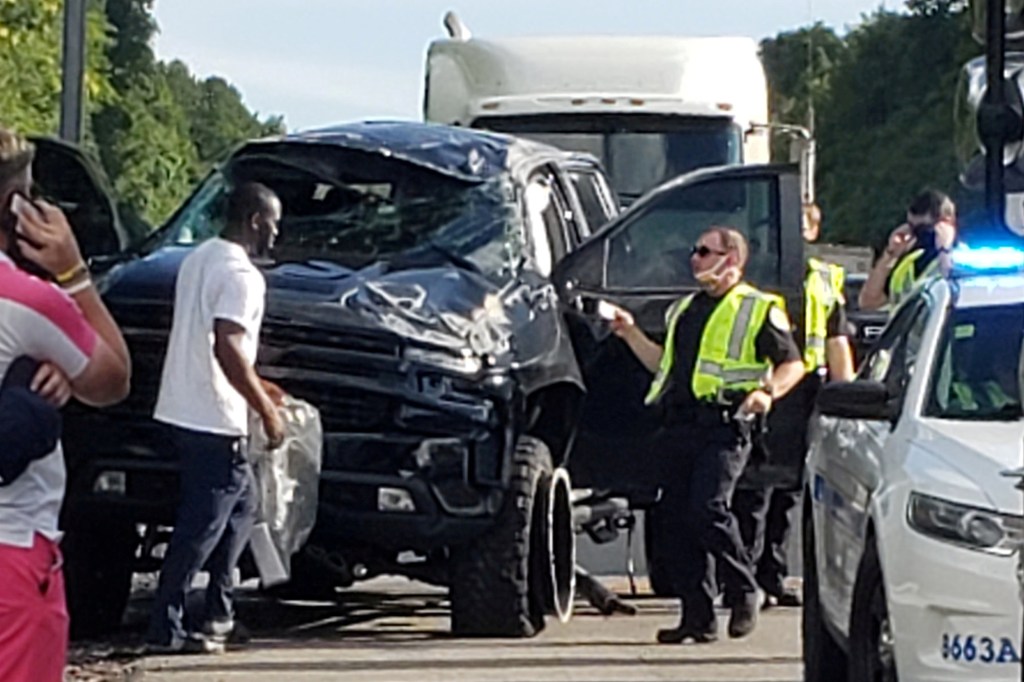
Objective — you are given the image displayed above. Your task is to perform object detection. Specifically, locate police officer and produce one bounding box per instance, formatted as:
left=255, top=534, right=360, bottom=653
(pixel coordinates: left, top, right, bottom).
left=733, top=203, right=854, bottom=608
left=859, top=189, right=957, bottom=311
left=606, top=226, right=804, bottom=644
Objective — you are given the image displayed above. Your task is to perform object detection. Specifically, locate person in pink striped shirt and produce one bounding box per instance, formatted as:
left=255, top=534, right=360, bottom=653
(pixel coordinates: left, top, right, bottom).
left=0, top=127, right=131, bottom=682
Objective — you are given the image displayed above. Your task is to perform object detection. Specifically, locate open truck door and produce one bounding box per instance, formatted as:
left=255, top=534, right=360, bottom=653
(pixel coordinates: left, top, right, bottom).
left=28, top=137, right=141, bottom=268
left=553, top=164, right=806, bottom=504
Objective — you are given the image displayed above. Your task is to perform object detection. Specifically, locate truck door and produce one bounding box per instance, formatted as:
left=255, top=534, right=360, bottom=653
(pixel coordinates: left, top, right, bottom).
left=552, top=165, right=804, bottom=502
left=29, top=137, right=139, bottom=266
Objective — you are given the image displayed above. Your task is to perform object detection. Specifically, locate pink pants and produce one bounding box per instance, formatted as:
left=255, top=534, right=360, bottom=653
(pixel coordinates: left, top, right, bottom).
left=0, top=535, right=68, bottom=682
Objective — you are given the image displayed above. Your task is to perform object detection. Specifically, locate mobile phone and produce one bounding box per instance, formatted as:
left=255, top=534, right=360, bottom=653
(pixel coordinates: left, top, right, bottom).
left=597, top=300, right=618, bottom=321
left=10, top=192, right=41, bottom=221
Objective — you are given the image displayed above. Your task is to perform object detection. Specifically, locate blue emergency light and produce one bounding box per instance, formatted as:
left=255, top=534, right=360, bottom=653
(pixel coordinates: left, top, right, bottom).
left=950, top=243, right=1024, bottom=274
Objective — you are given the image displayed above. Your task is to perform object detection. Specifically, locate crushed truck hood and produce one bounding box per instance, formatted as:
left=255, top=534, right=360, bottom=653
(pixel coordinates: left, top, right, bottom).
left=102, top=249, right=516, bottom=361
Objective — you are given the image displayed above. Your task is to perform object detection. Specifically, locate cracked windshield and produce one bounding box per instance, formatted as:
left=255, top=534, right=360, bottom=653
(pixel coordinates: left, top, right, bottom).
left=2, top=1, right=1022, bottom=681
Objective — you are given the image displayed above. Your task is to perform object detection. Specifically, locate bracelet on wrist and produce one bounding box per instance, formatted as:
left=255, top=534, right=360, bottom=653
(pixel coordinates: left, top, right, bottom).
left=61, top=276, right=93, bottom=296
left=55, top=261, right=87, bottom=285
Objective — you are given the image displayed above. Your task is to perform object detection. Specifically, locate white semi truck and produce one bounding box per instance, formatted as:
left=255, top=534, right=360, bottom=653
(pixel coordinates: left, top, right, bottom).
left=424, top=12, right=770, bottom=202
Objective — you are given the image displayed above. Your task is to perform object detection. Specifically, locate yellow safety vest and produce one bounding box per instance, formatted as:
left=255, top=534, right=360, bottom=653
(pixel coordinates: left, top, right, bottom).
left=645, top=283, right=786, bottom=406
left=889, top=249, right=939, bottom=309
left=804, top=258, right=846, bottom=372
left=951, top=381, right=1015, bottom=412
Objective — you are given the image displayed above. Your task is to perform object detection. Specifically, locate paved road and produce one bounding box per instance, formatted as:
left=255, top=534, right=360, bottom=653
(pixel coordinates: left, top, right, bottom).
left=75, top=576, right=802, bottom=682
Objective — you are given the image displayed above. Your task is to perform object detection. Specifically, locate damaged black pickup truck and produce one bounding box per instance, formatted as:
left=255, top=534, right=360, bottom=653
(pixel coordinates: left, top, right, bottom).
left=61, top=121, right=621, bottom=638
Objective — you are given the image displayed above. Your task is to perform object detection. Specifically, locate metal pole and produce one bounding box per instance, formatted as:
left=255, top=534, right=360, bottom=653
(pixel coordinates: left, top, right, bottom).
left=59, top=0, right=86, bottom=143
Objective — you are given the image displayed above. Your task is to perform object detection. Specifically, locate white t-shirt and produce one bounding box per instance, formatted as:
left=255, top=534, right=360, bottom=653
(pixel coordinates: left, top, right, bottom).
left=154, top=238, right=266, bottom=436
left=0, top=251, right=97, bottom=548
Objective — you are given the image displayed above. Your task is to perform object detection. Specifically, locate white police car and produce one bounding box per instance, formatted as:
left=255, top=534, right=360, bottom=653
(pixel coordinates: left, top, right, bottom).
left=803, top=246, right=1024, bottom=682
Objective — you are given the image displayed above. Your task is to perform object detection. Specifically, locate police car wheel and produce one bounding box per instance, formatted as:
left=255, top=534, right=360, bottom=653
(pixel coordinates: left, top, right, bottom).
left=449, top=436, right=551, bottom=637
left=849, top=541, right=898, bottom=682
left=802, top=507, right=847, bottom=682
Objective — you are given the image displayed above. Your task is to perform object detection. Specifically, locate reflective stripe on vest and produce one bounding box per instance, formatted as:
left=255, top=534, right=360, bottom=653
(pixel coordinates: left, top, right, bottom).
left=889, top=249, right=938, bottom=309
left=645, top=283, right=781, bottom=405
left=804, top=258, right=846, bottom=372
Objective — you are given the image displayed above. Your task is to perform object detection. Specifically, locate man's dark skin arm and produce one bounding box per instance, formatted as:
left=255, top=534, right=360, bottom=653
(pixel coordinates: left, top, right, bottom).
left=213, top=319, right=284, bottom=448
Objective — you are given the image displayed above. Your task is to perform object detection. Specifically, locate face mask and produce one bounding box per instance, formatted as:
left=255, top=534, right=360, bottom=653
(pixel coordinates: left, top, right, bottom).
left=693, top=254, right=733, bottom=289
left=911, top=223, right=936, bottom=245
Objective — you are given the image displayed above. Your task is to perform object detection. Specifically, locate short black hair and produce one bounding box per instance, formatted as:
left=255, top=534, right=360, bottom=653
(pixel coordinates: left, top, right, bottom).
left=908, top=189, right=955, bottom=222
left=226, top=182, right=278, bottom=226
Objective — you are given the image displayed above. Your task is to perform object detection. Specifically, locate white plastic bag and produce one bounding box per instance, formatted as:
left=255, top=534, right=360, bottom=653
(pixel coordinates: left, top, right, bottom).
left=248, top=397, right=322, bottom=585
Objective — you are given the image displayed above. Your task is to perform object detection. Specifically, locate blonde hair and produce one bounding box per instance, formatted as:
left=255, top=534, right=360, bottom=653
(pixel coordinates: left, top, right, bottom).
left=704, top=226, right=749, bottom=269
left=0, top=127, right=34, bottom=191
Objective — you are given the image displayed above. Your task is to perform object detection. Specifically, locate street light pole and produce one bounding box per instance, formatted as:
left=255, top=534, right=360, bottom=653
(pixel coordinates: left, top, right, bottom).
left=59, top=0, right=86, bottom=143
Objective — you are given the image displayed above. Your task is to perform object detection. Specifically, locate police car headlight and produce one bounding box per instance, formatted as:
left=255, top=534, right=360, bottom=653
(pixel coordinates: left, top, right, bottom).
left=907, top=492, right=1024, bottom=555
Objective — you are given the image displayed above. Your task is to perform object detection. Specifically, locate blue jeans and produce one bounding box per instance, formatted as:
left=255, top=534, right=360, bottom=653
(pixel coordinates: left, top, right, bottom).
left=146, top=426, right=256, bottom=645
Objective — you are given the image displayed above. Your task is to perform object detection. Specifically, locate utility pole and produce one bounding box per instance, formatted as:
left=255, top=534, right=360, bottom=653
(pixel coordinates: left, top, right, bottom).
left=59, top=0, right=87, bottom=143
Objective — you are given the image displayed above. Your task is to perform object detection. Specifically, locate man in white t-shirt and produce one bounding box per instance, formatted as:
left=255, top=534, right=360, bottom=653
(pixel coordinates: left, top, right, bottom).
left=146, top=182, right=284, bottom=653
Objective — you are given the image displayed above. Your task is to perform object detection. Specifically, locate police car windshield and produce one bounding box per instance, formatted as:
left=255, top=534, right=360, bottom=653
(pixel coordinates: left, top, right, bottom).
left=926, top=304, right=1024, bottom=421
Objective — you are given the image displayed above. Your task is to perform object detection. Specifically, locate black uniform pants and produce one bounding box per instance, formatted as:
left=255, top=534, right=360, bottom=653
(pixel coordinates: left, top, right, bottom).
left=650, top=414, right=757, bottom=628
left=734, top=486, right=799, bottom=596
left=734, top=372, right=820, bottom=595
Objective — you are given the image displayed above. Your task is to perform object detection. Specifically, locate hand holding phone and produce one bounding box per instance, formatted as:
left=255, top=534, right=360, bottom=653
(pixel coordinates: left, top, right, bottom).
left=597, top=300, right=635, bottom=338
left=10, top=196, right=84, bottom=278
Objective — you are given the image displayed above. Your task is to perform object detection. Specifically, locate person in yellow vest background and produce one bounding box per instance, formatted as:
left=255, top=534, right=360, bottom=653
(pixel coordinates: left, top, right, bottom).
left=603, top=226, right=805, bottom=645
left=859, top=189, right=957, bottom=311
left=732, top=203, right=855, bottom=611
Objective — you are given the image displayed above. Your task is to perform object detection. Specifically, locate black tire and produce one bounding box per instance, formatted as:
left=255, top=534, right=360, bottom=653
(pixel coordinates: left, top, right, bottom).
left=802, top=507, right=848, bottom=682
left=63, top=523, right=137, bottom=640
left=449, top=436, right=551, bottom=637
left=849, top=541, right=898, bottom=682
left=643, top=506, right=673, bottom=596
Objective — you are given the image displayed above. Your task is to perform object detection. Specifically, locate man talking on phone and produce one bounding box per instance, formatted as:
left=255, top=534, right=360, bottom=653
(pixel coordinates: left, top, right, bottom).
left=604, top=227, right=804, bottom=644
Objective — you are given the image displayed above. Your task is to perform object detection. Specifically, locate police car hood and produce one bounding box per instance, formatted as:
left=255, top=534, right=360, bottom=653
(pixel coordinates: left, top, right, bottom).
left=913, top=419, right=1024, bottom=514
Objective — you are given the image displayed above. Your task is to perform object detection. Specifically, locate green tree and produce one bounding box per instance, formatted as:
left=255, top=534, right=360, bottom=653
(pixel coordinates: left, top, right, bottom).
left=0, top=0, right=112, bottom=136
left=760, top=22, right=846, bottom=156
left=811, top=6, right=976, bottom=248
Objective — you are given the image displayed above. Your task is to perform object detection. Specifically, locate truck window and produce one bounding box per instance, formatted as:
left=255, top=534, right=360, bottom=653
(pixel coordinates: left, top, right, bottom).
left=604, top=176, right=777, bottom=290
left=567, top=169, right=616, bottom=238
left=477, top=114, right=742, bottom=201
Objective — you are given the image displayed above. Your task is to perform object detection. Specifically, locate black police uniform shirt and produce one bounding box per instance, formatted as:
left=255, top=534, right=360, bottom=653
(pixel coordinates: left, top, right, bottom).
left=793, top=297, right=850, bottom=352
left=663, top=288, right=800, bottom=416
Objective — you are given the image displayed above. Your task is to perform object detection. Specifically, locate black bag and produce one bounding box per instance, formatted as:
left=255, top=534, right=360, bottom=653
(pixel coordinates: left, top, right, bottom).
left=0, top=356, right=62, bottom=486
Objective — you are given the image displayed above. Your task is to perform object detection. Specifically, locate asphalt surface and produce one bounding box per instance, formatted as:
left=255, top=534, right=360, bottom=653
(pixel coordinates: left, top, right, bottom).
left=68, top=574, right=802, bottom=682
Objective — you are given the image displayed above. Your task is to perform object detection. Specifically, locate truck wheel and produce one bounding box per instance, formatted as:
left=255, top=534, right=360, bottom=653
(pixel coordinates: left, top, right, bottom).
left=802, top=509, right=847, bottom=682
left=643, top=507, right=673, bottom=596
left=63, top=523, right=137, bottom=640
left=449, top=436, right=552, bottom=637
left=848, top=542, right=897, bottom=682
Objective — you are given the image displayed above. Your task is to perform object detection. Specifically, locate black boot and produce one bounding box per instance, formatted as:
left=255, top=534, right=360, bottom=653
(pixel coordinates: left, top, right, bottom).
left=727, top=592, right=759, bottom=639
left=657, top=600, right=718, bottom=644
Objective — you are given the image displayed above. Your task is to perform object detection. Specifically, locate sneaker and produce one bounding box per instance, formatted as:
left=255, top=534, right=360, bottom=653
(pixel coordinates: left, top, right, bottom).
left=201, top=618, right=251, bottom=645
left=775, top=586, right=802, bottom=607
left=727, top=594, right=759, bottom=639
left=183, top=633, right=226, bottom=655
left=143, top=634, right=187, bottom=656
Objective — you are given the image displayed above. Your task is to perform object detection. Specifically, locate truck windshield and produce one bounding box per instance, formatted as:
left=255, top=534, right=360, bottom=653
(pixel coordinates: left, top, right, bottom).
left=926, top=304, right=1024, bottom=421
left=157, top=146, right=523, bottom=282
left=477, top=114, right=741, bottom=200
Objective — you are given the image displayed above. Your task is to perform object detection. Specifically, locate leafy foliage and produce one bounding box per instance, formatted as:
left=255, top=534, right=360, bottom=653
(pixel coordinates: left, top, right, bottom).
left=762, top=2, right=979, bottom=250
left=0, top=0, right=283, bottom=232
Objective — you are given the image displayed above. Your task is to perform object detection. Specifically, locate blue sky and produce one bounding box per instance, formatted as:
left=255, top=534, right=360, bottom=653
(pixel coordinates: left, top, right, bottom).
left=152, top=0, right=896, bottom=131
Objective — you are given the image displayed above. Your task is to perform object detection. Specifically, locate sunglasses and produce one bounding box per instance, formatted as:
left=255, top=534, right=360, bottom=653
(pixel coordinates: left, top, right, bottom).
left=690, top=245, right=728, bottom=258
